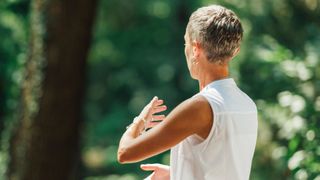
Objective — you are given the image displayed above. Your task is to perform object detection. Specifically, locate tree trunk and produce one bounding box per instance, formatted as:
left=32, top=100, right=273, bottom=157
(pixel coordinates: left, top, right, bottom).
left=9, top=0, right=97, bottom=179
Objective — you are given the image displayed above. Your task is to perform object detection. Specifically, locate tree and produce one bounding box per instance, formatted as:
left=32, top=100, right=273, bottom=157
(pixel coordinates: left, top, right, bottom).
left=8, top=0, right=97, bottom=179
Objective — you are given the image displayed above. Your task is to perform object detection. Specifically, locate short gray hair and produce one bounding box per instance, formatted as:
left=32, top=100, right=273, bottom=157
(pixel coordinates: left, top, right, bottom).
left=187, top=5, right=243, bottom=63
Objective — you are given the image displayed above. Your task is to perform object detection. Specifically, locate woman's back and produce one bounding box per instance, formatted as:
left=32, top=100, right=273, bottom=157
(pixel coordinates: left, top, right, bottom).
left=170, top=78, right=258, bottom=180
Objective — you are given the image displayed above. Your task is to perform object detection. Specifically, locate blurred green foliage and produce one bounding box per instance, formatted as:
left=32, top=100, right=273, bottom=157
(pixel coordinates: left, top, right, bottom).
left=0, top=0, right=29, bottom=175
left=1, top=0, right=319, bottom=179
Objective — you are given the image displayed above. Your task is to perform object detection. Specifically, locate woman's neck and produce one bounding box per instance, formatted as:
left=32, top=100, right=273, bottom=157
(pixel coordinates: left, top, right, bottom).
left=198, top=65, right=229, bottom=91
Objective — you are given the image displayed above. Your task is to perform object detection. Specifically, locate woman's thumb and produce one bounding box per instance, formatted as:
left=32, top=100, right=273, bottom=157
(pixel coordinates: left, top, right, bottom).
left=140, top=164, right=157, bottom=171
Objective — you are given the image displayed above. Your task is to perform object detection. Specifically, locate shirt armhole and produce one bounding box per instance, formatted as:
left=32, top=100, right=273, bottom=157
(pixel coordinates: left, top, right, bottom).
left=192, top=93, right=218, bottom=152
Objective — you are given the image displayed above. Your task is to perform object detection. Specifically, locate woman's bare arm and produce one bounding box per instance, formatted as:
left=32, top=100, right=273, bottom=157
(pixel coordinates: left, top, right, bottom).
left=117, top=95, right=213, bottom=163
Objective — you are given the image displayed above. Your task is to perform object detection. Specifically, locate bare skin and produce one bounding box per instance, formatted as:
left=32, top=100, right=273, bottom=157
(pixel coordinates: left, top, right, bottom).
left=140, top=164, right=170, bottom=180
left=118, top=95, right=212, bottom=163
left=118, top=31, right=237, bottom=179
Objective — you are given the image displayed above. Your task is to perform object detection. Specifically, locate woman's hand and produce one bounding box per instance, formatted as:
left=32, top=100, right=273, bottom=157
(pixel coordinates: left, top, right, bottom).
left=138, top=96, right=167, bottom=130
left=141, top=163, right=170, bottom=180
left=118, top=95, right=211, bottom=164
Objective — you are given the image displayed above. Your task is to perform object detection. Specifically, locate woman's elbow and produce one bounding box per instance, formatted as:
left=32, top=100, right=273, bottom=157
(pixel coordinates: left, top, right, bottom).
left=118, top=147, right=134, bottom=164
left=117, top=148, right=128, bottom=164
left=118, top=147, right=143, bottom=164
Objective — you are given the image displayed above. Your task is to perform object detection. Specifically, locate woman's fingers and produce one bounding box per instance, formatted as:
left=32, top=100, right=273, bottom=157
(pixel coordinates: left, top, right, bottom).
left=140, top=164, right=160, bottom=171
left=152, top=115, right=165, bottom=121
left=154, top=99, right=164, bottom=106
left=146, top=121, right=161, bottom=128
left=144, top=115, right=165, bottom=129
left=149, top=96, right=165, bottom=107
left=150, top=96, right=159, bottom=106
left=150, top=96, right=164, bottom=107
left=152, top=105, right=167, bottom=114
left=141, top=164, right=170, bottom=180
left=140, top=164, right=156, bottom=171
left=141, top=96, right=166, bottom=121
left=143, top=172, right=155, bottom=180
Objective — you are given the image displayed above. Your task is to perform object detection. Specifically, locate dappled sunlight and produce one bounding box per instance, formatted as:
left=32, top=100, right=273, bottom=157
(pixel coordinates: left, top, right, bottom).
left=83, top=147, right=106, bottom=169
left=147, top=1, right=171, bottom=19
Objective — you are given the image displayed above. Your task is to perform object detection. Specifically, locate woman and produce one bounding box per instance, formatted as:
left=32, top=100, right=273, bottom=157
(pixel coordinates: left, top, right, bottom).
left=118, top=4, right=258, bottom=180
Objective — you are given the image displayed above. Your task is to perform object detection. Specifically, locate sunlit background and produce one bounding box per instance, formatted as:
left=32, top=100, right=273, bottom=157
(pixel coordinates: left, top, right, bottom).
left=1, top=0, right=319, bottom=179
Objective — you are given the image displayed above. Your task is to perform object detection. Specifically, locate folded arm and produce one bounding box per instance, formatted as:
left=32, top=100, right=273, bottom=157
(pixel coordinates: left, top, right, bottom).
left=117, top=95, right=213, bottom=163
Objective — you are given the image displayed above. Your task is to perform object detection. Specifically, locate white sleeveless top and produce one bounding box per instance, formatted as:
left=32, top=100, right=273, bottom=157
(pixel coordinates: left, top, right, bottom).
left=170, top=78, right=258, bottom=180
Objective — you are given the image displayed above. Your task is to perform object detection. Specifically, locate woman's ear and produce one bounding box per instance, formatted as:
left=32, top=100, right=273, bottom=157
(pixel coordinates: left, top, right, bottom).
left=192, top=40, right=201, bottom=58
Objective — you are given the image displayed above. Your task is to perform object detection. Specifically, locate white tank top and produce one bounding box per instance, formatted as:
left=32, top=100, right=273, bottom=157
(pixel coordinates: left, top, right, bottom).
left=170, top=78, right=258, bottom=180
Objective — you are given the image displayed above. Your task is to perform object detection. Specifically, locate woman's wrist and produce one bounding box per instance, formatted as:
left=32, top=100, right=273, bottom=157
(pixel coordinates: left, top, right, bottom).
left=135, top=116, right=147, bottom=133
left=126, top=116, right=147, bottom=136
